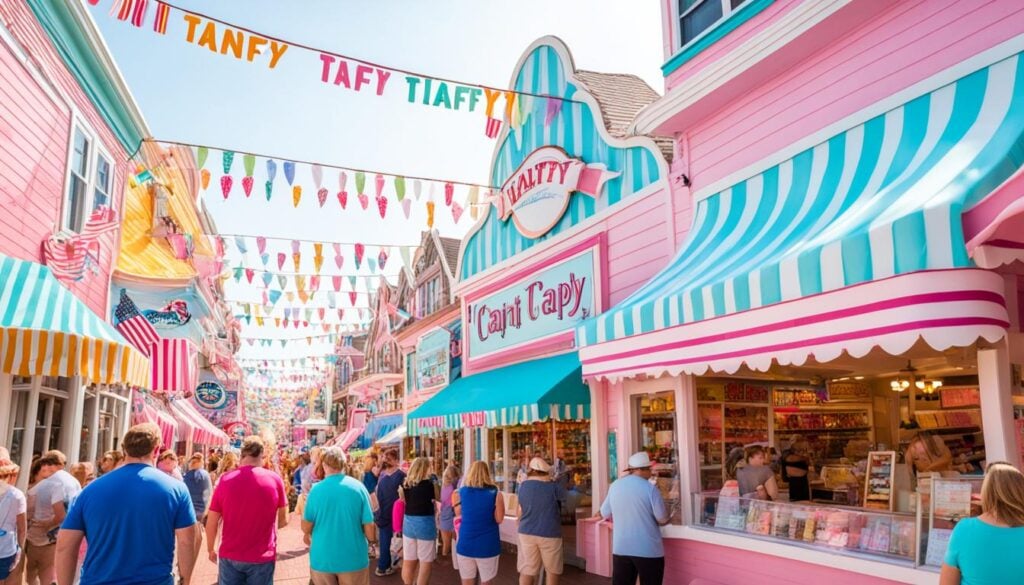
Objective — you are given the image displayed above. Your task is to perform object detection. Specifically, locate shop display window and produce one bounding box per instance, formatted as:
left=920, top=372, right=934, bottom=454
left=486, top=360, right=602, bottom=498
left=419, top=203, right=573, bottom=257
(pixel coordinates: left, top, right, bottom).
left=694, top=494, right=918, bottom=563
left=635, top=391, right=682, bottom=524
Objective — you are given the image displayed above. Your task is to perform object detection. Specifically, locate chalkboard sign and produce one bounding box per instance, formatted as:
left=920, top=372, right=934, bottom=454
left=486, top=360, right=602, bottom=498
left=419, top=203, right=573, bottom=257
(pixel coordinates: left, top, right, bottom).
left=864, top=451, right=897, bottom=511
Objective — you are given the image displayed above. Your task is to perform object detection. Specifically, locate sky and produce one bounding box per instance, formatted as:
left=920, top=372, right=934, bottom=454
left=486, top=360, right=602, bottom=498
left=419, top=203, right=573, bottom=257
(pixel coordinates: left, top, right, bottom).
left=90, top=0, right=664, bottom=357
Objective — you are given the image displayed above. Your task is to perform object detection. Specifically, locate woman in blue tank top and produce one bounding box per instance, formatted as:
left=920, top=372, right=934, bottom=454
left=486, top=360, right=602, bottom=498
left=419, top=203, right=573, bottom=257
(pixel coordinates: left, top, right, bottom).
left=452, top=461, right=505, bottom=584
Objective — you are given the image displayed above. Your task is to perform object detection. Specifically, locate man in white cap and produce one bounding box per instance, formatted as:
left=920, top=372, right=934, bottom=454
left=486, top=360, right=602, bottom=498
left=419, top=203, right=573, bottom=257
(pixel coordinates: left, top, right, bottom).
left=595, top=451, right=669, bottom=585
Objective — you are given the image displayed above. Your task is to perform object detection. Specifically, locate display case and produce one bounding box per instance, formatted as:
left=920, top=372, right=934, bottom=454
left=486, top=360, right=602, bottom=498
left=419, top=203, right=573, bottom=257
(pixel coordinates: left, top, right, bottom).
left=919, top=476, right=983, bottom=568
left=489, top=428, right=505, bottom=487
left=694, top=493, right=918, bottom=563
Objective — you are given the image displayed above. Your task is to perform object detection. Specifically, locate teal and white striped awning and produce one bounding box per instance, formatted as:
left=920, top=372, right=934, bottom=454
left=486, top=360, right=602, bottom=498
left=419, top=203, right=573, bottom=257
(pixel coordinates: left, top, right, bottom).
left=407, top=352, right=590, bottom=436
left=576, top=51, right=1024, bottom=381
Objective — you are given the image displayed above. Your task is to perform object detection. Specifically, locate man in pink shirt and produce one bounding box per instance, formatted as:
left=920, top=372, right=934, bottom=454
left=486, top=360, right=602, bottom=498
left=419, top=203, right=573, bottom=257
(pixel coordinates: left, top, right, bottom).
left=206, top=436, right=288, bottom=585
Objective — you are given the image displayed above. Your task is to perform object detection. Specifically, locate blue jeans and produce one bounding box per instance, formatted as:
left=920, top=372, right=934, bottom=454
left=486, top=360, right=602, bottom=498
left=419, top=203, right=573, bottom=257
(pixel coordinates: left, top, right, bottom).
left=377, top=525, right=394, bottom=572
left=218, top=558, right=276, bottom=585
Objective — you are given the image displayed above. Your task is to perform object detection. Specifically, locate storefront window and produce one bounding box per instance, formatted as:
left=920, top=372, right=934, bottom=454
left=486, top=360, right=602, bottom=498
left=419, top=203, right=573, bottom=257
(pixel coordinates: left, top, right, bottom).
left=635, top=390, right=682, bottom=524
left=689, top=365, right=988, bottom=566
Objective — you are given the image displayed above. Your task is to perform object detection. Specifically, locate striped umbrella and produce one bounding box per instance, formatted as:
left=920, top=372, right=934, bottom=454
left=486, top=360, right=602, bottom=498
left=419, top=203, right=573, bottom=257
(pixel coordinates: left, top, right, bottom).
left=0, top=254, right=149, bottom=385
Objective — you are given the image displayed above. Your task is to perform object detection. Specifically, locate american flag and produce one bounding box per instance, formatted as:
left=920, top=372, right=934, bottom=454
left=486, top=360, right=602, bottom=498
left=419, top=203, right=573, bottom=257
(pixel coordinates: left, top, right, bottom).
left=114, top=289, right=160, bottom=357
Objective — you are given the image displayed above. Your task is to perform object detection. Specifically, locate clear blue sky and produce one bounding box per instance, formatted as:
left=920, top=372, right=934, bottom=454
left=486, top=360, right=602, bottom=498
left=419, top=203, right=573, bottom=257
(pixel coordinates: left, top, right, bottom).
left=90, top=0, right=664, bottom=356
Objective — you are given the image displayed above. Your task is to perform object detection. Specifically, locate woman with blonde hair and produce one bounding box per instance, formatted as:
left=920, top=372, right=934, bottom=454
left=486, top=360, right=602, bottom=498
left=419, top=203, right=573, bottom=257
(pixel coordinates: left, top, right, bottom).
left=0, top=452, right=26, bottom=585
left=214, top=451, right=238, bottom=485
left=399, top=457, right=436, bottom=585
left=940, top=462, right=1024, bottom=584
left=452, top=461, right=504, bottom=585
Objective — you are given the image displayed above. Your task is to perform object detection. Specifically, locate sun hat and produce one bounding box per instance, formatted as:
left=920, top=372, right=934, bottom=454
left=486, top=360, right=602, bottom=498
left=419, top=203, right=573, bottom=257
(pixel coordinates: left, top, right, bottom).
left=529, top=457, right=551, bottom=473
left=626, top=452, right=653, bottom=470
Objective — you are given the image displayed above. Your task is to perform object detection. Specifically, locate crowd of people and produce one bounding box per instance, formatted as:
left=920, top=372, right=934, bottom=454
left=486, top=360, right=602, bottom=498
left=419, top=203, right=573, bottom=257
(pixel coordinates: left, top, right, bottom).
left=0, top=427, right=1022, bottom=585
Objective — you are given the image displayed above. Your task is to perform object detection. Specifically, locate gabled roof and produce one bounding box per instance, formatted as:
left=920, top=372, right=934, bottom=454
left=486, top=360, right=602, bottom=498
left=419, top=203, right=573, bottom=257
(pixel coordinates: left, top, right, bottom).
left=438, top=236, right=461, bottom=283
left=575, top=70, right=674, bottom=163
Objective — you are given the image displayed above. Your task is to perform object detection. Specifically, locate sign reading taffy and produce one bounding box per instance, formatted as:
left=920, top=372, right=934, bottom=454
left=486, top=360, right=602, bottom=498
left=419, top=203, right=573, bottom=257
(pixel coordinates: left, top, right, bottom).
left=494, top=147, right=619, bottom=238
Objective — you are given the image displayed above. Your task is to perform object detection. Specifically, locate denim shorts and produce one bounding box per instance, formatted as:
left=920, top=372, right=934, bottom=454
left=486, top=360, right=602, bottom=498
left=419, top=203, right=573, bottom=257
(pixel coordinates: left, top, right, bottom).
left=439, top=507, right=455, bottom=532
left=403, top=514, right=437, bottom=541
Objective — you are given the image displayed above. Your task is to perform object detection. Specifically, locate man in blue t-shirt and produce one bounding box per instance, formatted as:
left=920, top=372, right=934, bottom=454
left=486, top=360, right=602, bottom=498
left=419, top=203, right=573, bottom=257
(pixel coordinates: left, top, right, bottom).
left=56, top=423, right=197, bottom=585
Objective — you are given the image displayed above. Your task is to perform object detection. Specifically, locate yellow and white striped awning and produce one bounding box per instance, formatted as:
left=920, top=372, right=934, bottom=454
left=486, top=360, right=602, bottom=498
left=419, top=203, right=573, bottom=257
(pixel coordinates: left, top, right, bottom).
left=0, top=254, right=149, bottom=385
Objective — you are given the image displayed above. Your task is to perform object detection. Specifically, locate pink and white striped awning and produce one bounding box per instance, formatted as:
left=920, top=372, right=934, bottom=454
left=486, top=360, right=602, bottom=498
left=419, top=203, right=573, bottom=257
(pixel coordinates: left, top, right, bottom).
left=149, top=338, right=198, bottom=394
left=132, top=396, right=178, bottom=449
left=170, top=399, right=229, bottom=446
left=579, top=270, right=1009, bottom=382
left=964, top=167, right=1024, bottom=268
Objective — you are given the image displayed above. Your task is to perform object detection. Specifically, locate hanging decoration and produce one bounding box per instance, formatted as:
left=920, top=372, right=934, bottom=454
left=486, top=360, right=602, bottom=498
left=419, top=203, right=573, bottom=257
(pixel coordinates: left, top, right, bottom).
left=172, top=140, right=483, bottom=228
left=92, top=1, right=577, bottom=135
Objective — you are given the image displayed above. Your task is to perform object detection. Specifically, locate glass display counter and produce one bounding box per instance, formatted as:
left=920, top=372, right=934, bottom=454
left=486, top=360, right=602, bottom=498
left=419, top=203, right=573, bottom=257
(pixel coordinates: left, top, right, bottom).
left=693, top=493, right=918, bottom=564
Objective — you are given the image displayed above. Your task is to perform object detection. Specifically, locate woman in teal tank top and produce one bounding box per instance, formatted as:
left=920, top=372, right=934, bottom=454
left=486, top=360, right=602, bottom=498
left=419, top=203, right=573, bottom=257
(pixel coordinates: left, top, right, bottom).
left=941, top=462, right=1024, bottom=585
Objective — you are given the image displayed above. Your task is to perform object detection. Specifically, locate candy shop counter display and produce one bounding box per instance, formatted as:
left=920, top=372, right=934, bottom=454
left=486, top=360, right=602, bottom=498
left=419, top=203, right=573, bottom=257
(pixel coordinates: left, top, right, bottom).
left=693, top=493, right=919, bottom=565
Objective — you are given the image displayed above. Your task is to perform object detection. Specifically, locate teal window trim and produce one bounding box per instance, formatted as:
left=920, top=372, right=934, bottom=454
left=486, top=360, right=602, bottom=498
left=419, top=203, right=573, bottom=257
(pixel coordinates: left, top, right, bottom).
left=662, top=0, right=776, bottom=77
left=25, top=0, right=145, bottom=153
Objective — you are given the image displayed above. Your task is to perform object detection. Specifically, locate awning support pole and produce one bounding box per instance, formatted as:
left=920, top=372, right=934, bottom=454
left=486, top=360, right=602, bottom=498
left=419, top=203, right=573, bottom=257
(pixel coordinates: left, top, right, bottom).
left=0, top=374, right=12, bottom=445
left=16, top=377, right=41, bottom=491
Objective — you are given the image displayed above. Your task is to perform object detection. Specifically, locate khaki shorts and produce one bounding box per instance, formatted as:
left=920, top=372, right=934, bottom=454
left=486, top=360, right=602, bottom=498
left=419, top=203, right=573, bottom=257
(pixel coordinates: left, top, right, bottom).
left=25, top=541, right=56, bottom=573
left=402, top=536, right=436, bottom=562
left=456, top=553, right=499, bottom=582
left=517, top=534, right=563, bottom=576
left=310, top=567, right=369, bottom=585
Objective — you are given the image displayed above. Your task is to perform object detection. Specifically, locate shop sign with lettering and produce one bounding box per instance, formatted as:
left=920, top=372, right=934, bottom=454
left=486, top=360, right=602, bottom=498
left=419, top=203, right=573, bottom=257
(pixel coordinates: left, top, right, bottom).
left=495, top=146, right=619, bottom=239
left=416, top=327, right=452, bottom=390
left=466, top=250, right=597, bottom=358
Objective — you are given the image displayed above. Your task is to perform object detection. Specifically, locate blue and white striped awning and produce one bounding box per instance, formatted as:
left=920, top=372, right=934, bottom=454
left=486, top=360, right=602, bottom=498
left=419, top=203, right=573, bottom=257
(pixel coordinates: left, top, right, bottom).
left=576, top=51, right=1024, bottom=381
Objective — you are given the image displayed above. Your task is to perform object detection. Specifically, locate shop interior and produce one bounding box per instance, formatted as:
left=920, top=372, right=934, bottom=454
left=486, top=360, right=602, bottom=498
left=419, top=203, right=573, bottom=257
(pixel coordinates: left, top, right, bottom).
left=689, top=340, right=1006, bottom=566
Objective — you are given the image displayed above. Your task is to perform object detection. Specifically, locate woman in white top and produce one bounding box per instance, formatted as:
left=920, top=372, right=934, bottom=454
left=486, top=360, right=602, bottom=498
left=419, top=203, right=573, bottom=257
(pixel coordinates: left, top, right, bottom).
left=0, top=450, right=27, bottom=584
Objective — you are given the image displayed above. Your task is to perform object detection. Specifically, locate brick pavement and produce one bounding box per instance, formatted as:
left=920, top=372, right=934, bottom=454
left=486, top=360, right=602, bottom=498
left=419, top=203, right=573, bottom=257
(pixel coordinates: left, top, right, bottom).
left=192, top=513, right=610, bottom=585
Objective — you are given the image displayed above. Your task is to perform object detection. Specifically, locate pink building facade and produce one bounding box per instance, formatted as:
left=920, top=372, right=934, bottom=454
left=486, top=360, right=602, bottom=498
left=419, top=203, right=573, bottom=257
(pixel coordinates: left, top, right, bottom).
left=0, top=0, right=149, bottom=479
left=573, top=1, right=1024, bottom=584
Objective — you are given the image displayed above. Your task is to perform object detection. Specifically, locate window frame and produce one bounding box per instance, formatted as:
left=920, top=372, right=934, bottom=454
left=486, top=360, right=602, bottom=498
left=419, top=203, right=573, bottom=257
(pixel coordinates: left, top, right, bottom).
left=60, top=115, right=114, bottom=233
left=671, top=0, right=748, bottom=58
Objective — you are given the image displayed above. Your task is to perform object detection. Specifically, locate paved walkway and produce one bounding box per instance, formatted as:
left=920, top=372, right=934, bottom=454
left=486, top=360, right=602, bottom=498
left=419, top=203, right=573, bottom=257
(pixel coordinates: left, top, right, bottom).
left=193, top=513, right=611, bottom=584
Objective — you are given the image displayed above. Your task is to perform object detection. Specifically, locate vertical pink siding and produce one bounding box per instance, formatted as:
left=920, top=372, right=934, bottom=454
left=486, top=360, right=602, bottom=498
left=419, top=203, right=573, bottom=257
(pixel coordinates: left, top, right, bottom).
left=602, top=187, right=672, bottom=306
left=684, top=0, right=1024, bottom=194
left=664, top=539, right=906, bottom=585
left=605, top=380, right=620, bottom=432
left=0, top=1, right=131, bottom=317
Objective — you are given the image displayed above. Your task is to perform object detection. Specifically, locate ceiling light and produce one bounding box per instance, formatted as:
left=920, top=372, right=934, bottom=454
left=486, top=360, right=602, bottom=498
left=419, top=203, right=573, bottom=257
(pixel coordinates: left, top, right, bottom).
left=891, top=361, right=916, bottom=393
